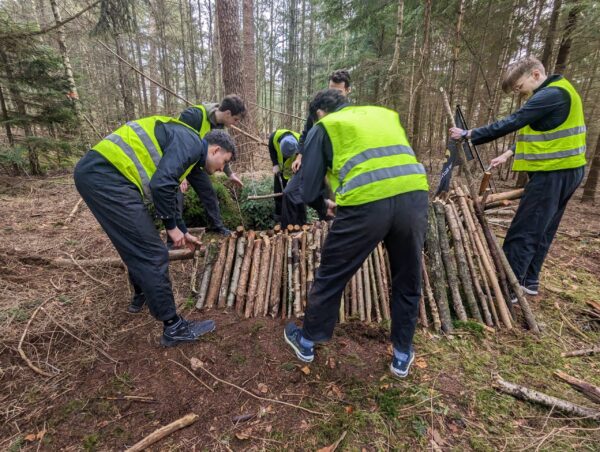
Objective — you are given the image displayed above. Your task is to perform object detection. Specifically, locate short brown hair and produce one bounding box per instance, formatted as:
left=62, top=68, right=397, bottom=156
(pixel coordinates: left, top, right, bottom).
left=219, top=94, right=246, bottom=117
left=501, top=56, right=546, bottom=93
left=329, top=69, right=351, bottom=88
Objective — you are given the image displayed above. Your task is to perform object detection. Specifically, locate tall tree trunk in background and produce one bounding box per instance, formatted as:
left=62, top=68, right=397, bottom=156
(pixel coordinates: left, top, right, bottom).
left=305, top=1, right=314, bottom=101
left=541, top=0, right=562, bottom=69
left=178, top=0, right=190, bottom=101
left=208, top=0, right=219, bottom=99
left=383, top=0, right=404, bottom=104
left=0, top=85, right=20, bottom=175
left=411, top=0, right=431, bottom=156
left=268, top=0, right=275, bottom=130
left=554, top=0, right=581, bottom=74
left=49, top=0, right=82, bottom=121
left=582, top=131, right=600, bottom=204
left=525, top=0, right=545, bottom=56
left=114, top=34, right=136, bottom=120
left=285, top=0, right=298, bottom=125
left=242, top=0, right=261, bottom=154
left=131, top=1, right=148, bottom=115
left=187, top=0, right=199, bottom=100
left=148, top=33, right=158, bottom=112
left=448, top=0, right=465, bottom=106
left=217, top=0, right=247, bottom=163
left=0, top=49, right=41, bottom=175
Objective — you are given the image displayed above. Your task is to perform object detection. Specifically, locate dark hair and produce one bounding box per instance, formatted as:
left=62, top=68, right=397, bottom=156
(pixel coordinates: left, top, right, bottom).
left=329, top=69, right=351, bottom=88
left=501, top=56, right=546, bottom=94
left=205, top=130, right=237, bottom=159
left=219, top=94, right=246, bottom=117
left=309, top=89, right=347, bottom=117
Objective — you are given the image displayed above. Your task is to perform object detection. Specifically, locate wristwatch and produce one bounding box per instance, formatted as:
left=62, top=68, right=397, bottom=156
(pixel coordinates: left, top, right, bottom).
left=461, top=130, right=469, bottom=139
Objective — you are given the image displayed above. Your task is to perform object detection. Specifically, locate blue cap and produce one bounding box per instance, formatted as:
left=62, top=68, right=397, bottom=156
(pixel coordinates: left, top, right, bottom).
left=280, top=134, right=299, bottom=159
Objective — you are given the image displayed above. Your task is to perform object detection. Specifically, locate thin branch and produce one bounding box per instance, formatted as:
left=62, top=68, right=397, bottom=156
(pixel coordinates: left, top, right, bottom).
left=18, top=297, right=57, bottom=377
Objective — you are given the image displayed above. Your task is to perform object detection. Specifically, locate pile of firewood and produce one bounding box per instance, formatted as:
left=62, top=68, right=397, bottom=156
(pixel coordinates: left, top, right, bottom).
left=191, top=182, right=539, bottom=334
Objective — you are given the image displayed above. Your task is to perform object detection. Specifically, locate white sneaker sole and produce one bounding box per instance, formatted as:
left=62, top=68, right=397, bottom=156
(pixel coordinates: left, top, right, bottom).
left=390, top=353, right=415, bottom=378
left=283, top=331, right=314, bottom=363
left=521, top=285, right=539, bottom=296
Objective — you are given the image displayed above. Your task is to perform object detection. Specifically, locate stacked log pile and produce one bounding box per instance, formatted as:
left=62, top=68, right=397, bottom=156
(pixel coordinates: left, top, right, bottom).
left=192, top=186, right=539, bottom=333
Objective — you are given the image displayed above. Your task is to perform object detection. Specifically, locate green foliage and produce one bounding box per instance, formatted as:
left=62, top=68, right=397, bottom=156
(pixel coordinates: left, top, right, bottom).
left=240, top=175, right=277, bottom=230
left=182, top=174, right=242, bottom=229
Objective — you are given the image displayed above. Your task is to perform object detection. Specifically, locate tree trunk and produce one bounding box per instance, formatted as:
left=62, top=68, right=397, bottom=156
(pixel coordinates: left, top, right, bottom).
left=114, top=34, right=136, bottom=120
left=554, top=0, right=580, bottom=74
left=411, top=0, right=431, bottom=156
left=541, top=0, right=562, bottom=69
left=448, top=0, right=465, bottom=106
left=582, top=131, right=600, bottom=204
left=242, top=0, right=261, bottom=164
left=383, top=0, right=404, bottom=102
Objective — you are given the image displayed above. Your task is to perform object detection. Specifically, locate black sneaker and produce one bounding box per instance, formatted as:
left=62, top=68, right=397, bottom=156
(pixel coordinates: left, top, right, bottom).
left=284, top=322, right=314, bottom=363
left=390, top=349, right=415, bottom=378
left=521, top=283, right=539, bottom=296
left=127, top=293, right=146, bottom=313
left=160, top=317, right=216, bottom=347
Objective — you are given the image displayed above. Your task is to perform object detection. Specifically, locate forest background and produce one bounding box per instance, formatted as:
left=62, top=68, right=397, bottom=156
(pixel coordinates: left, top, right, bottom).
left=0, top=0, right=599, bottom=202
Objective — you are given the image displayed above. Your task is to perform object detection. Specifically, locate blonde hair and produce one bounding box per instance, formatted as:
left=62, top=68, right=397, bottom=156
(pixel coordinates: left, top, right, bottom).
left=501, top=56, right=546, bottom=93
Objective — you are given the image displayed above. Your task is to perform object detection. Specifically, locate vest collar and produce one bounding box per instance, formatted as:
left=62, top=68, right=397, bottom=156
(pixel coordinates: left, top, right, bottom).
left=534, top=74, right=563, bottom=94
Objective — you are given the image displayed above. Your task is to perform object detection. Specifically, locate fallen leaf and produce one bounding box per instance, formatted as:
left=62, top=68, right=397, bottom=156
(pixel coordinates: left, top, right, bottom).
left=327, top=357, right=336, bottom=369
left=344, top=405, right=354, bottom=414
left=300, top=366, right=311, bottom=375
left=415, top=357, right=428, bottom=369
left=257, top=383, right=268, bottom=394
left=190, top=357, right=204, bottom=370
left=235, top=428, right=252, bottom=440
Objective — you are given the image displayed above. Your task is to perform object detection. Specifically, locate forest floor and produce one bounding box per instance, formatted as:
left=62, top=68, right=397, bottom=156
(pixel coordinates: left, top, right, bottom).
left=0, top=173, right=599, bottom=451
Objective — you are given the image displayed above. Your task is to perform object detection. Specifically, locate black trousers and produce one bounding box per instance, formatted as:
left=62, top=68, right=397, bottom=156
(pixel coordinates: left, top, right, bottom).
left=503, top=166, right=584, bottom=286
left=302, top=190, right=429, bottom=352
left=273, top=173, right=288, bottom=219
left=74, top=151, right=177, bottom=321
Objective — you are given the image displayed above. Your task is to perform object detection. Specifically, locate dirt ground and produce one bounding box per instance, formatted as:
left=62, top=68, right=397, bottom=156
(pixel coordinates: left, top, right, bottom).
left=0, top=174, right=599, bottom=451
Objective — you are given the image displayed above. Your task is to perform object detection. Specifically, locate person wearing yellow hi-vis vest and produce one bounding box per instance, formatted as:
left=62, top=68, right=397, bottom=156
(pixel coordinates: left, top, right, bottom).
left=268, top=129, right=300, bottom=221
left=176, top=94, right=246, bottom=236
left=284, top=89, right=429, bottom=379
left=74, top=115, right=237, bottom=347
left=450, top=56, right=587, bottom=302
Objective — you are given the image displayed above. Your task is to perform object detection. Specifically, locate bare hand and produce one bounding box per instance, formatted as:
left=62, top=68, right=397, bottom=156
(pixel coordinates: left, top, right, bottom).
left=449, top=127, right=466, bottom=140
left=167, top=227, right=185, bottom=248
left=179, top=179, right=189, bottom=193
left=325, top=199, right=337, bottom=218
left=184, top=232, right=201, bottom=251
left=490, top=152, right=511, bottom=168
left=291, top=155, right=302, bottom=173
left=272, top=164, right=280, bottom=175
left=229, top=173, right=244, bottom=188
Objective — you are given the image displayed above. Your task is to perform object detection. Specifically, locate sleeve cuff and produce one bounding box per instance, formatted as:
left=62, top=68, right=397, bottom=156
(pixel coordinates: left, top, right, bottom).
left=224, top=164, right=232, bottom=177
left=176, top=219, right=188, bottom=234
left=163, top=218, right=177, bottom=230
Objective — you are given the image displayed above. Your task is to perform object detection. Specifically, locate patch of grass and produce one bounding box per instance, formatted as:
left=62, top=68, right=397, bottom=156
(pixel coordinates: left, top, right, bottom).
left=184, top=296, right=195, bottom=309
left=110, top=372, right=134, bottom=391
left=453, top=320, right=485, bottom=338
left=58, top=294, right=72, bottom=305
left=82, top=433, right=99, bottom=451
left=230, top=352, right=246, bottom=365
left=2, top=307, right=28, bottom=322
left=8, top=436, right=23, bottom=452
left=280, top=361, right=296, bottom=372
left=250, top=321, right=265, bottom=336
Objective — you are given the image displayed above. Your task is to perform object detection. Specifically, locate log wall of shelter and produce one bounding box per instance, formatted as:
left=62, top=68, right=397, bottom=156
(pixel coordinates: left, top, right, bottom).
left=191, top=189, right=538, bottom=333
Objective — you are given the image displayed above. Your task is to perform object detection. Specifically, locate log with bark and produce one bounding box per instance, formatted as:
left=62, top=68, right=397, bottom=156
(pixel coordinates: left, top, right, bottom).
left=269, top=234, right=283, bottom=317
left=217, top=236, right=237, bottom=308
left=196, top=240, right=216, bottom=309
left=478, top=188, right=524, bottom=205
left=254, top=236, right=271, bottom=317
left=235, top=231, right=256, bottom=314
left=422, top=259, right=441, bottom=332
left=125, top=413, right=199, bottom=452
left=227, top=235, right=247, bottom=307
left=244, top=239, right=262, bottom=318
left=554, top=370, right=600, bottom=405
left=205, top=239, right=228, bottom=309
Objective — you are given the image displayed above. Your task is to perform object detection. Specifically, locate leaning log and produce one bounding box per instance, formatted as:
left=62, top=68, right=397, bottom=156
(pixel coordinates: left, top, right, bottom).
left=125, top=413, right=199, bottom=452
left=478, top=188, right=524, bottom=205
left=554, top=371, right=600, bottom=405
left=235, top=231, right=256, bottom=314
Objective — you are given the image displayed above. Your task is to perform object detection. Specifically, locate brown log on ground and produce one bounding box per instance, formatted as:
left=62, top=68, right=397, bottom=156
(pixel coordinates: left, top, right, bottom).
left=376, top=243, right=391, bottom=321
left=444, top=202, right=482, bottom=322
left=125, top=413, right=199, bottom=452
left=426, top=204, right=453, bottom=333
left=263, top=235, right=277, bottom=316
left=307, top=231, right=315, bottom=295
left=235, top=231, right=256, bottom=314
left=449, top=201, right=493, bottom=327
left=314, top=229, right=323, bottom=270
left=433, top=201, right=468, bottom=321
left=478, top=188, right=524, bottom=205
left=494, top=375, right=600, bottom=419
left=244, top=240, right=262, bottom=318
left=368, top=253, right=382, bottom=323
left=300, top=231, right=308, bottom=309
left=344, top=282, right=351, bottom=319
left=419, top=291, right=429, bottom=328
left=489, top=231, right=540, bottom=333
left=274, top=224, right=282, bottom=233
left=52, top=249, right=195, bottom=268
left=362, top=259, right=372, bottom=323
left=356, top=266, right=365, bottom=321
left=484, top=199, right=514, bottom=210
left=254, top=236, right=271, bottom=317
left=477, top=250, right=500, bottom=327
left=373, top=246, right=388, bottom=322
left=562, top=347, right=600, bottom=358
left=227, top=235, right=247, bottom=307
left=350, top=272, right=358, bottom=317
left=287, top=224, right=295, bottom=233
left=292, top=236, right=302, bottom=316
left=455, top=189, right=511, bottom=328
left=554, top=371, right=600, bottom=405
left=269, top=235, right=283, bottom=317
left=422, top=259, right=441, bottom=332
left=190, top=248, right=202, bottom=295
left=205, top=239, right=228, bottom=309
left=281, top=233, right=289, bottom=319
left=217, top=236, right=237, bottom=308
left=287, top=234, right=293, bottom=318
left=478, top=171, right=492, bottom=196
left=246, top=192, right=283, bottom=200
left=339, top=294, right=345, bottom=323
left=322, top=221, right=329, bottom=245
left=196, top=241, right=215, bottom=309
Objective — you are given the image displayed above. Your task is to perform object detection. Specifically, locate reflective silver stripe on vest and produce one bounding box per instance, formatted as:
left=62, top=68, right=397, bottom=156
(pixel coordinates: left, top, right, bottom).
left=514, top=145, right=586, bottom=160
left=516, top=126, right=586, bottom=142
left=127, top=121, right=162, bottom=167
left=338, top=144, right=415, bottom=183
left=337, top=163, right=426, bottom=195
left=105, top=133, right=152, bottom=198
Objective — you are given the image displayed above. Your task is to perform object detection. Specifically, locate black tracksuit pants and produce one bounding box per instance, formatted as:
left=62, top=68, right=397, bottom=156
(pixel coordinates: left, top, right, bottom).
left=301, top=190, right=429, bottom=352
left=273, top=173, right=288, bottom=218
left=74, top=151, right=177, bottom=321
left=503, top=166, right=584, bottom=286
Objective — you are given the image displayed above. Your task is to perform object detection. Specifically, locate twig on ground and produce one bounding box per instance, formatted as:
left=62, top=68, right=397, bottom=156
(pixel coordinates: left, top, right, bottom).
left=167, top=358, right=214, bottom=393
left=18, top=297, right=57, bottom=377
left=66, top=253, right=111, bottom=287
left=62, top=198, right=84, bottom=226
left=125, top=413, right=199, bottom=452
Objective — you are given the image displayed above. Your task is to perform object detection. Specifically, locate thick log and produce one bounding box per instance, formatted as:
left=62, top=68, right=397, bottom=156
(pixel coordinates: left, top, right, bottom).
left=52, top=249, right=195, bottom=268
left=189, top=249, right=202, bottom=295
left=217, top=236, right=237, bottom=308
left=562, top=347, right=600, bottom=358
left=350, top=272, right=358, bottom=317
left=314, top=229, right=322, bottom=270
left=227, top=235, right=247, bottom=307
left=368, top=254, right=382, bottom=323
left=300, top=231, right=307, bottom=309
left=554, top=371, right=600, bottom=405
left=263, top=235, right=277, bottom=316
left=281, top=233, right=289, bottom=319
left=196, top=240, right=216, bottom=309
left=356, top=266, right=365, bottom=321
left=125, top=413, right=199, bottom=452
left=339, top=294, right=345, bottom=324
left=254, top=236, right=271, bottom=317
left=433, top=201, right=468, bottom=321
left=307, top=231, right=315, bottom=295
left=244, top=240, right=262, bottom=318
left=419, top=292, right=429, bottom=328
left=426, top=204, right=453, bottom=333
left=205, top=239, right=228, bottom=309
left=422, top=259, right=441, bottom=332
left=444, top=202, right=482, bottom=322
left=494, top=375, right=600, bottom=420
left=292, top=236, right=302, bottom=316
left=478, top=188, right=524, bottom=205
left=269, top=234, right=283, bottom=317
left=478, top=171, right=492, bottom=196
left=376, top=243, right=391, bottom=321
left=235, top=231, right=256, bottom=315
left=287, top=234, right=293, bottom=318
left=246, top=192, right=283, bottom=200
